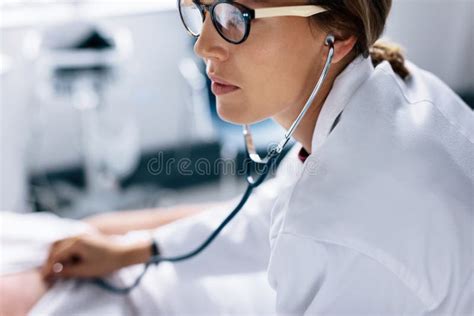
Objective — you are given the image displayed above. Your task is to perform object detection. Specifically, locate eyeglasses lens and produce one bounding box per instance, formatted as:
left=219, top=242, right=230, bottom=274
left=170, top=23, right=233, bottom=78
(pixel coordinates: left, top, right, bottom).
left=179, top=0, right=203, bottom=36
left=213, top=3, right=246, bottom=43
left=179, top=1, right=247, bottom=43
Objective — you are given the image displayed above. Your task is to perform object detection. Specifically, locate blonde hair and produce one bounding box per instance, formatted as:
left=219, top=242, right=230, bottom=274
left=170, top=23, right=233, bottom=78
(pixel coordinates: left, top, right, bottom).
left=310, top=0, right=410, bottom=79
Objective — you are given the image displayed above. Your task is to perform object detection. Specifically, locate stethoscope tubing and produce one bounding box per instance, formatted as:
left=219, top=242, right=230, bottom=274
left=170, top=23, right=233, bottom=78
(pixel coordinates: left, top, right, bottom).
left=91, top=154, right=280, bottom=294
left=91, top=36, right=335, bottom=294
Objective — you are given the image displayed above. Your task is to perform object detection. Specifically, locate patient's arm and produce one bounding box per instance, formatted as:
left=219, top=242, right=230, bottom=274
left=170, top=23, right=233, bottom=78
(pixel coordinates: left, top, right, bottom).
left=84, top=203, right=221, bottom=235
left=0, top=269, right=48, bottom=316
left=0, top=203, right=219, bottom=315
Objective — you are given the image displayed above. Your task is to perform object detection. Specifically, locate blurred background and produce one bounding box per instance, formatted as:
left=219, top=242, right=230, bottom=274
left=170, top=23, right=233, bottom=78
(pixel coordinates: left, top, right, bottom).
left=0, top=0, right=473, bottom=219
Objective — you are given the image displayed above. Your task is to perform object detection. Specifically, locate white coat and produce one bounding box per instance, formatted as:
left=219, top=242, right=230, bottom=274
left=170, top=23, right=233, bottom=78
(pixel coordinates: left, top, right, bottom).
left=3, top=56, right=472, bottom=315
left=153, top=56, right=474, bottom=315
left=265, top=56, right=473, bottom=315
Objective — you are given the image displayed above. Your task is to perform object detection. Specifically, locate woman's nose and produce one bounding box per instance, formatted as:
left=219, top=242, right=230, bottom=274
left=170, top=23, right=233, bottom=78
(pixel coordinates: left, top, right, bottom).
left=194, top=13, right=229, bottom=62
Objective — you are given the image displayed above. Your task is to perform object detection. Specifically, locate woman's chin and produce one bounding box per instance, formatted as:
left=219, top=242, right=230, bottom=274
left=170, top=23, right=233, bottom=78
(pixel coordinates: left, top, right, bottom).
left=216, top=101, right=271, bottom=125
left=216, top=106, right=252, bottom=125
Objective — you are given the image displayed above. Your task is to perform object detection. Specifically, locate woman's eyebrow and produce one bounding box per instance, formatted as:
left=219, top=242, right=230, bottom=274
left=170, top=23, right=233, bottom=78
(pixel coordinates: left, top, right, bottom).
left=242, top=0, right=272, bottom=6
left=242, top=0, right=270, bottom=3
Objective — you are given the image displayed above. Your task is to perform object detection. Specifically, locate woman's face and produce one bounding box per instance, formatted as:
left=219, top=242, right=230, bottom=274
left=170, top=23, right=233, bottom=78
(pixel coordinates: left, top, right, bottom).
left=194, top=0, right=329, bottom=126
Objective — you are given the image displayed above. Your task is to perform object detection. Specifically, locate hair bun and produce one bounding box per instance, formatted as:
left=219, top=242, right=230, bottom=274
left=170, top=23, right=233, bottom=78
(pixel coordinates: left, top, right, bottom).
left=370, top=41, right=410, bottom=79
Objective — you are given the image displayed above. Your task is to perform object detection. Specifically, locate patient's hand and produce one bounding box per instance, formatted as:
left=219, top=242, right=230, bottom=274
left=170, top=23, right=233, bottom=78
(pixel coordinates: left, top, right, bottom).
left=41, top=234, right=152, bottom=282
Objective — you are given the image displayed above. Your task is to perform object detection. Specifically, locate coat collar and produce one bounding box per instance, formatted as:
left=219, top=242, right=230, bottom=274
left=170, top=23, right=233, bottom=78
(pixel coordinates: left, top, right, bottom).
left=311, top=56, right=374, bottom=152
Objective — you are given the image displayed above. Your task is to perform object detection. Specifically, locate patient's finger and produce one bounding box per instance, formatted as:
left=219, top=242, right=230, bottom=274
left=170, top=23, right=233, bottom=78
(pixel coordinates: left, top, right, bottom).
left=42, top=238, right=79, bottom=278
left=41, top=242, right=67, bottom=277
left=47, top=237, right=70, bottom=255
left=46, top=235, right=83, bottom=260
left=56, top=263, right=90, bottom=278
left=42, top=258, right=71, bottom=280
left=50, top=238, right=64, bottom=249
left=44, top=259, right=79, bottom=284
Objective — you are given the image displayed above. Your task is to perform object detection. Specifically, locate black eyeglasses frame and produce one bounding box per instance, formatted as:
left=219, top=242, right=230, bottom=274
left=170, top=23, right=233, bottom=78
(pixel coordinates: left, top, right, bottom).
left=178, top=0, right=256, bottom=45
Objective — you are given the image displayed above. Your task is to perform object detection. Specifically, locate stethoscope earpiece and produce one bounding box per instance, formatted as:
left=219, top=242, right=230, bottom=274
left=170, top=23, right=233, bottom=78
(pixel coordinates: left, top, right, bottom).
left=325, top=34, right=335, bottom=47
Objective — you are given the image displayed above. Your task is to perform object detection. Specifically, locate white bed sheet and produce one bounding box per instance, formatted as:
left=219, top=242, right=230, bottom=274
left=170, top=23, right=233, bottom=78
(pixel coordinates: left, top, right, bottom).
left=0, top=212, right=275, bottom=315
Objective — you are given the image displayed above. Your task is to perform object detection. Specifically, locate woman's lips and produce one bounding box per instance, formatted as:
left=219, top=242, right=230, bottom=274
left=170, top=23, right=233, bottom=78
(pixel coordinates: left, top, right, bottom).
left=208, top=74, right=240, bottom=96
left=211, top=82, right=239, bottom=96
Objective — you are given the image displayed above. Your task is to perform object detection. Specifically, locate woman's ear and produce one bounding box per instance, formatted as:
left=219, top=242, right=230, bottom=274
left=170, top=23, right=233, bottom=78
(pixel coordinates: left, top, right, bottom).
left=329, top=35, right=358, bottom=64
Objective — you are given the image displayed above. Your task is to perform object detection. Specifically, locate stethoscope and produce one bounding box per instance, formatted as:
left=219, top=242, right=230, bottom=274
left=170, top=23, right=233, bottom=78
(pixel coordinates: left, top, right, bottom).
left=91, top=35, right=335, bottom=294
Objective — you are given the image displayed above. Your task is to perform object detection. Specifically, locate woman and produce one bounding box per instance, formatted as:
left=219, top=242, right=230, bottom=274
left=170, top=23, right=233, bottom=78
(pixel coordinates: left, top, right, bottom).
left=18, top=0, right=474, bottom=314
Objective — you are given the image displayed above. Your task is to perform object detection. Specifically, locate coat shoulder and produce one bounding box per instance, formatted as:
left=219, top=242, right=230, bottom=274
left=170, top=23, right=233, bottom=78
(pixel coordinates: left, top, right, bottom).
left=279, top=61, right=473, bottom=311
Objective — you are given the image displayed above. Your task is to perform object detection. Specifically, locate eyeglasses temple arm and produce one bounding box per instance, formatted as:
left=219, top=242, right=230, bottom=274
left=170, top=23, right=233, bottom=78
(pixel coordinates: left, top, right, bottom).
left=254, top=5, right=327, bottom=19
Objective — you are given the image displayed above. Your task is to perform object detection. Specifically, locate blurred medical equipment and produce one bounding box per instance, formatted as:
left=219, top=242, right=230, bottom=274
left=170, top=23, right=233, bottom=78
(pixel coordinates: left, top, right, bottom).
left=0, top=53, right=30, bottom=213
left=29, top=22, right=160, bottom=217
left=91, top=35, right=336, bottom=294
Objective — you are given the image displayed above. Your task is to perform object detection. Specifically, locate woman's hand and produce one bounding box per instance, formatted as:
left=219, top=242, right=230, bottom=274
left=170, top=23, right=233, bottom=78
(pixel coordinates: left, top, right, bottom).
left=41, top=234, right=152, bottom=281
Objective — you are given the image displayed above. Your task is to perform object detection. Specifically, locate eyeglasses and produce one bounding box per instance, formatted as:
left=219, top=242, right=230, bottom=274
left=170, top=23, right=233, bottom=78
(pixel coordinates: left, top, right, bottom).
left=178, top=0, right=328, bottom=44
